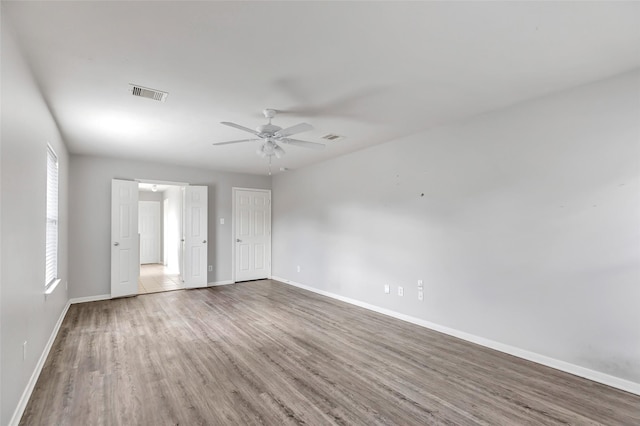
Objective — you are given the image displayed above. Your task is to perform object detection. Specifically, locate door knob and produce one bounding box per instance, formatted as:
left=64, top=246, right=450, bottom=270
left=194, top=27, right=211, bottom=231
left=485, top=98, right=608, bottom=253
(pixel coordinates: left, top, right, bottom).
left=202, top=240, right=207, bottom=244
left=236, top=238, right=242, bottom=242
left=114, top=242, right=119, bottom=246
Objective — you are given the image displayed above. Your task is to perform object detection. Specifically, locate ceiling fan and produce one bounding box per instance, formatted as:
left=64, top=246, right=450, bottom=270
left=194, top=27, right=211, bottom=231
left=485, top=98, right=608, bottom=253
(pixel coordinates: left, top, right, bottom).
left=213, top=109, right=325, bottom=159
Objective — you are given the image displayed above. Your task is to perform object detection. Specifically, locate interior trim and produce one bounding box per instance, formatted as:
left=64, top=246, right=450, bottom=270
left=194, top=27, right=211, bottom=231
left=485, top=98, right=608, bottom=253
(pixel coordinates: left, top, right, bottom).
left=69, top=294, right=112, bottom=304
left=9, top=300, right=71, bottom=426
left=208, top=280, right=234, bottom=287
left=272, top=276, right=640, bottom=397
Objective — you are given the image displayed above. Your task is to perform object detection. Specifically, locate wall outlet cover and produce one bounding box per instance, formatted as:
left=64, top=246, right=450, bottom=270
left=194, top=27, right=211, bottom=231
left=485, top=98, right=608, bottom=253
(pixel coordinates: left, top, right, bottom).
left=384, top=284, right=390, bottom=294
left=398, top=286, right=404, bottom=296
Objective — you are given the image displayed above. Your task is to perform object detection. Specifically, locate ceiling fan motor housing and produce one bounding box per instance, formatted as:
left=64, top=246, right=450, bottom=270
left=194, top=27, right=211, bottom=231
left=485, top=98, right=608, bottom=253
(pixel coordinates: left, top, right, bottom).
left=263, top=108, right=277, bottom=119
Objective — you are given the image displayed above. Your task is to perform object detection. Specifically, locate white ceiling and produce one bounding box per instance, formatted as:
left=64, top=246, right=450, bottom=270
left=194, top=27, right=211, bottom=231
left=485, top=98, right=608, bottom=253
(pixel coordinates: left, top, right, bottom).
left=4, top=2, right=640, bottom=175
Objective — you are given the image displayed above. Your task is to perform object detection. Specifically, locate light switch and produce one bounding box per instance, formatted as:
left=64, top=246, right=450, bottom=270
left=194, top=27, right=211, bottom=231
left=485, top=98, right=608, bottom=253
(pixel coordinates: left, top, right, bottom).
left=220, top=218, right=225, bottom=225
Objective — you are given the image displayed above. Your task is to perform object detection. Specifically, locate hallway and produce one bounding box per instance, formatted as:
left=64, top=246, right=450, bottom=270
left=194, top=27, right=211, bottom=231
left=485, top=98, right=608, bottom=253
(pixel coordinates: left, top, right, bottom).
left=138, top=264, right=183, bottom=294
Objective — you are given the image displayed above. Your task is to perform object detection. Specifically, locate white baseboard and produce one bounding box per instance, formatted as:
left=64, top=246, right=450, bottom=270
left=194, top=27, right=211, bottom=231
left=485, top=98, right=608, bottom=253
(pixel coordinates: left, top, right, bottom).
left=69, top=294, right=111, bottom=304
left=272, top=276, right=640, bottom=396
left=208, top=280, right=234, bottom=287
left=9, top=300, right=72, bottom=426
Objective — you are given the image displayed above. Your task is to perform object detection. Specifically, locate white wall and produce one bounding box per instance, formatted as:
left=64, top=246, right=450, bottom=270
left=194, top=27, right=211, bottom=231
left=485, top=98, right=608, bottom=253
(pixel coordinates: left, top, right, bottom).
left=139, top=190, right=164, bottom=202
left=1, top=17, right=70, bottom=425
left=69, top=155, right=271, bottom=298
left=272, top=71, right=640, bottom=384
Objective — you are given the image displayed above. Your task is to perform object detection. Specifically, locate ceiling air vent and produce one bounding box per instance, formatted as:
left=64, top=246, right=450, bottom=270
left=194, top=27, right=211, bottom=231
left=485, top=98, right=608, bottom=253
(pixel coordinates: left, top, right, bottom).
left=129, top=84, right=168, bottom=102
left=321, top=133, right=344, bottom=141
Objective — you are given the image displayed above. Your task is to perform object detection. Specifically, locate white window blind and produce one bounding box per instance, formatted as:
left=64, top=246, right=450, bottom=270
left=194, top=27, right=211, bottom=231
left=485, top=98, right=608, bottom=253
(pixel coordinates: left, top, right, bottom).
left=46, top=145, right=59, bottom=287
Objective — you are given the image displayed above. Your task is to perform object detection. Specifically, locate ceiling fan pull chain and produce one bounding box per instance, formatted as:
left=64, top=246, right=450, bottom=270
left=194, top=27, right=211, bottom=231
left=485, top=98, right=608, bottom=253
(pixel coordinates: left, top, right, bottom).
left=268, top=156, right=272, bottom=176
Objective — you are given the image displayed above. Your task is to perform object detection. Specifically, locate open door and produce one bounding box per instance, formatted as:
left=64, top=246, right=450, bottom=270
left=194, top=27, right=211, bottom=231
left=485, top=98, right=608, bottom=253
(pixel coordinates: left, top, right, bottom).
left=183, top=185, right=208, bottom=288
left=111, top=179, right=139, bottom=298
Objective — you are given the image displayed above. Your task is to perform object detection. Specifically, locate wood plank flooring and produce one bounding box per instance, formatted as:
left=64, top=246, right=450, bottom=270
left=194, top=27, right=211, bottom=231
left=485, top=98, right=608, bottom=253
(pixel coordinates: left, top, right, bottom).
left=20, top=280, right=640, bottom=425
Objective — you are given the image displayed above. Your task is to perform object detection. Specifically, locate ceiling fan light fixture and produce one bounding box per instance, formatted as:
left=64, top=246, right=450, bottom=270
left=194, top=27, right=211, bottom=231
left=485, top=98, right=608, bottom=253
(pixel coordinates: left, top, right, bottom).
left=274, top=145, right=285, bottom=159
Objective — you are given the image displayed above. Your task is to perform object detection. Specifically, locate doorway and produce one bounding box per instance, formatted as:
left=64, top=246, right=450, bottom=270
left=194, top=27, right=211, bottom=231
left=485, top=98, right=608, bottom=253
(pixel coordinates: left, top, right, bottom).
left=110, top=179, right=209, bottom=298
left=138, top=182, right=185, bottom=294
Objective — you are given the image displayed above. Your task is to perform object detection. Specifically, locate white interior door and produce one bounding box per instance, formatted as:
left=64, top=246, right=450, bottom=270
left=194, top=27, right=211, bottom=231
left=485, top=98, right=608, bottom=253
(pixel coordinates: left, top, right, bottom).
left=163, top=198, right=169, bottom=266
left=111, top=179, right=139, bottom=298
left=183, top=186, right=208, bottom=288
left=139, top=201, right=160, bottom=264
left=234, top=188, right=271, bottom=282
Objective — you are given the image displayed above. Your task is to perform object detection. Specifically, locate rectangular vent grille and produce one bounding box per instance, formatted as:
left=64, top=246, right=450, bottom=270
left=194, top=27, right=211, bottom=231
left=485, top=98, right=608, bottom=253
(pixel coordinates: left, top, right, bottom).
left=321, top=133, right=344, bottom=141
left=130, top=84, right=168, bottom=102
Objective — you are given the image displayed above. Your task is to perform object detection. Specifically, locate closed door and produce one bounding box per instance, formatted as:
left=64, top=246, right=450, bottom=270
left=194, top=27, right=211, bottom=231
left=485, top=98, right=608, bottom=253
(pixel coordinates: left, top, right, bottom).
left=111, top=179, right=139, bottom=298
left=139, top=201, right=160, bottom=264
left=234, top=188, right=271, bottom=282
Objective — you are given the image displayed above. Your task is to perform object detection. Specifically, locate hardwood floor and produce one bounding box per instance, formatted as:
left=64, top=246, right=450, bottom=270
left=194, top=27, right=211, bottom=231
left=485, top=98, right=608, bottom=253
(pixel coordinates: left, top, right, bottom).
left=21, top=280, right=639, bottom=425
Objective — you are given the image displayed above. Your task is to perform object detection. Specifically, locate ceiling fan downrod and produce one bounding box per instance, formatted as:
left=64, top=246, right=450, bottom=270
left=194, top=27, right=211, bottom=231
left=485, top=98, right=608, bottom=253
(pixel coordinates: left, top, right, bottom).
left=263, top=108, right=277, bottom=124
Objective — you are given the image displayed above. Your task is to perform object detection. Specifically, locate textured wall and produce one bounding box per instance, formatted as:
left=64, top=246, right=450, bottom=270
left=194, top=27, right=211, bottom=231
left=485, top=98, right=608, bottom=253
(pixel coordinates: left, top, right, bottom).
left=272, top=71, right=640, bottom=383
left=1, top=18, right=70, bottom=425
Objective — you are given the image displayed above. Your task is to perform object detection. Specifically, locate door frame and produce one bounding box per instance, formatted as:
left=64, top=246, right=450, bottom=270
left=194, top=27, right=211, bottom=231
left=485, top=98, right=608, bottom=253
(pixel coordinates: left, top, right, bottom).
left=112, top=178, right=195, bottom=298
left=136, top=179, right=189, bottom=280
left=232, top=187, right=272, bottom=283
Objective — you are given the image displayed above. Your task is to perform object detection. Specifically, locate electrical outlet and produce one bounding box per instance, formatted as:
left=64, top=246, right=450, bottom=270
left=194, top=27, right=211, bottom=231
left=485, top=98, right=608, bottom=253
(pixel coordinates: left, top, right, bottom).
left=384, top=284, right=390, bottom=294
left=219, top=218, right=225, bottom=225
left=398, top=286, right=404, bottom=296
left=208, top=265, right=213, bottom=272
left=23, top=341, right=27, bottom=360
left=418, top=290, right=424, bottom=301
left=297, top=265, right=301, bottom=273
left=417, top=280, right=423, bottom=288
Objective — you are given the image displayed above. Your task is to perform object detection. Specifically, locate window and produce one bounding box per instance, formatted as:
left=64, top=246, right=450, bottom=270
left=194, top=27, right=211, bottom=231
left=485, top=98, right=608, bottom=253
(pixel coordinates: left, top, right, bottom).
left=45, top=145, right=59, bottom=288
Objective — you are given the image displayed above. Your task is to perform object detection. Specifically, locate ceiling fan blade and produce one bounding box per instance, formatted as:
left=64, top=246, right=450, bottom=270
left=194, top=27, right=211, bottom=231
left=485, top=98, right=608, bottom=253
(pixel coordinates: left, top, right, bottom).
left=220, top=121, right=260, bottom=136
left=274, top=123, right=313, bottom=138
left=212, top=139, right=260, bottom=146
left=280, top=138, right=325, bottom=150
